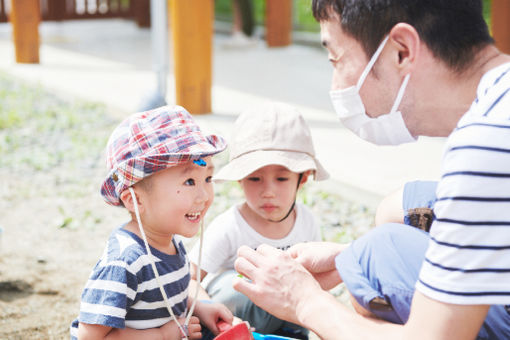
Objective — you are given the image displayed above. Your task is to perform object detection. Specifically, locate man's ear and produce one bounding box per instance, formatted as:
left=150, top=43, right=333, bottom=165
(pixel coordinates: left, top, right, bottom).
left=388, top=23, right=420, bottom=74
left=120, top=187, right=145, bottom=214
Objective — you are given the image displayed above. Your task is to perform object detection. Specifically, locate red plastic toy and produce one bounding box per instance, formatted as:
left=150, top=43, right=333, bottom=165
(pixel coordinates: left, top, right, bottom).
left=214, top=321, right=253, bottom=340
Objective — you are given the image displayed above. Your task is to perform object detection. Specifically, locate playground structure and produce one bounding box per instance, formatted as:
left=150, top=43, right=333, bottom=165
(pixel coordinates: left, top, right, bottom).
left=4, top=0, right=510, bottom=114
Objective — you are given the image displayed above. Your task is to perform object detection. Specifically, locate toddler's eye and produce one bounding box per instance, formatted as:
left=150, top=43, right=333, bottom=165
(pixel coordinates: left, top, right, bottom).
left=184, top=178, right=195, bottom=186
left=247, top=177, right=260, bottom=182
left=277, top=177, right=289, bottom=182
left=206, top=176, right=212, bottom=183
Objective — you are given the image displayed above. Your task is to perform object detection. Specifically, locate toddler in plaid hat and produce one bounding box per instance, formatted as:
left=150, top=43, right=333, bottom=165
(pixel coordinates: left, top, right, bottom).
left=71, top=105, right=233, bottom=340
left=187, top=102, right=329, bottom=339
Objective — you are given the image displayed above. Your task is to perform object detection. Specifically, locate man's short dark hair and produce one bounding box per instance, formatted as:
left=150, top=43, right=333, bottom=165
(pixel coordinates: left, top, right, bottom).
left=312, top=0, right=493, bottom=73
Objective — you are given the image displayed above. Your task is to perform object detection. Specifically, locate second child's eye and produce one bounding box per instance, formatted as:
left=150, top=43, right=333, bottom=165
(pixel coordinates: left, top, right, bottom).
left=184, top=178, right=195, bottom=186
left=277, top=177, right=289, bottom=182
left=247, top=177, right=260, bottom=182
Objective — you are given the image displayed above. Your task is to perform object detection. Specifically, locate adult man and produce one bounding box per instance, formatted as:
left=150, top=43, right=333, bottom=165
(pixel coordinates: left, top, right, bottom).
left=232, top=1, right=510, bottom=339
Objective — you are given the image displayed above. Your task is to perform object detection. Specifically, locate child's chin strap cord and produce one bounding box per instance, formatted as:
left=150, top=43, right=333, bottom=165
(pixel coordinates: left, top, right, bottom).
left=129, top=187, right=203, bottom=340
left=268, top=172, right=304, bottom=223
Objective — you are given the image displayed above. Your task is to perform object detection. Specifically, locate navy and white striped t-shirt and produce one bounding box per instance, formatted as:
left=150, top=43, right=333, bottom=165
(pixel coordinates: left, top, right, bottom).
left=70, top=226, right=190, bottom=339
left=417, top=62, right=510, bottom=305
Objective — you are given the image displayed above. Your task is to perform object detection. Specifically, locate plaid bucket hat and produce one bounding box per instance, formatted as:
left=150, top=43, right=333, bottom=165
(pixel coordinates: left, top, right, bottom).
left=101, top=105, right=227, bottom=206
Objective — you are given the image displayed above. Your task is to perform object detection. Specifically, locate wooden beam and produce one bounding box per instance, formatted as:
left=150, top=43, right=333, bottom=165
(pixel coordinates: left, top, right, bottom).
left=10, top=0, right=40, bottom=63
left=492, top=0, right=510, bottom=54
left=169, top=0, right=213, bottom=114
left=266, top=0, right=292, bottom=47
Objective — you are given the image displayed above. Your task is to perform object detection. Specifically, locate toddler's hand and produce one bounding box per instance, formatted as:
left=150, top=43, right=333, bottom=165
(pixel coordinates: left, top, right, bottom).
left=161, top=316, right=202, bottom=339
left=195, top=300, right=234, bottom=335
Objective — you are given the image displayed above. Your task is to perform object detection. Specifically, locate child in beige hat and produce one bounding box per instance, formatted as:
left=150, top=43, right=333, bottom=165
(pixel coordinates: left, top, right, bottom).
left=188, top=102, right=329, bottom=339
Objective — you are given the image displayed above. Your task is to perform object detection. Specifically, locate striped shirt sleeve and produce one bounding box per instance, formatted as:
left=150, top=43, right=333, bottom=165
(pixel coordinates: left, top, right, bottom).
left=79, top=256, right=137, bottom=328
left=416, top=63, right=510, bottom=305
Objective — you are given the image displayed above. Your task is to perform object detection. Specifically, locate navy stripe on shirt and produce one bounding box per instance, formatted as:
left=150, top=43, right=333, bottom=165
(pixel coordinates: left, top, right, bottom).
left=126, top=304, right=187, bottom=321
left=449, top=145, right=510, bottom=154
left=456, top=122, right=510, bottom=131
left=419, top=279, right=510, bottom=297
left=483, top=87, right=510, bottom=116
left=435, top=218, right=510, bottom=226
left=424, top=258, right=510, bottom=273
left=436, top=196, right=510, bottom=202
left=494, top=67, right=510, bottom=86
left=442, top=171, right=510, bottom=178
left=430, top=236, right=510, bottom=250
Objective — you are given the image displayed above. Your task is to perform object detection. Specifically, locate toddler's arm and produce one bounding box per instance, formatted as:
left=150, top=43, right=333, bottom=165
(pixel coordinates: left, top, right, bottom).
left=189, top=262, right=212, bottom=301
left=77, top=317, right=202, bottom=340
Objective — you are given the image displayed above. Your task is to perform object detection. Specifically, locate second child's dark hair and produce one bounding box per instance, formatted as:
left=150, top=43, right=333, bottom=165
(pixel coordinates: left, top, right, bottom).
left=312, top=0, right=493, bottom=73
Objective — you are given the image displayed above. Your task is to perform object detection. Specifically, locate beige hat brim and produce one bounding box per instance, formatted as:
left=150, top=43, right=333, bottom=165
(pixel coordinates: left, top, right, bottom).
left=213, top=150, right=329, bottom=182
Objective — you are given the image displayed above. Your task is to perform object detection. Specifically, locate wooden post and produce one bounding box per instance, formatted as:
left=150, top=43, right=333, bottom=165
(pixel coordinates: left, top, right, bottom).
left=10, top=0, right=40, bottom=63
left=492, top=0, right=510, bottom=54
left=169, top=0, right=212, bottom=114
left=266, top=0, right=292, bottom=47
left=134, top=0, right=151, bottom=28
left=46, top=0, right=66, bottom=21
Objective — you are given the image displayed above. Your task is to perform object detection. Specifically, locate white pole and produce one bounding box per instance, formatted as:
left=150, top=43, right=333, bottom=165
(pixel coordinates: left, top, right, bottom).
left=151, top=0, right=168, bottom=104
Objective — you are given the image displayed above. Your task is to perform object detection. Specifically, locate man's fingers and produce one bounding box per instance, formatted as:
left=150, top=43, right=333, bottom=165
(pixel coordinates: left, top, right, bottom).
left=232, top=274, right=257, bottom=298
left=287, top=242, right=306, bottom=259
left=314, top=269, right=343, bottom=290
left=256, top=243, right=283, bottom=257
left=234, top=255, right=258, bottom=281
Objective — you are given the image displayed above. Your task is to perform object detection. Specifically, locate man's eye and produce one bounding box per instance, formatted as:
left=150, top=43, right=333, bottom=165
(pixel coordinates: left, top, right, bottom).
left=184, top=179, right=195, bottom=186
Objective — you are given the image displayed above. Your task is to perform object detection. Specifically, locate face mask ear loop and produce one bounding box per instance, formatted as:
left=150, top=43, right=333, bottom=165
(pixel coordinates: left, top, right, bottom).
left=356, top=35, right=390, bottom=91
left=128, top=187, right=189, bottom=339
left=185, top=218, right=203, bottom=326
left=390, top=73, right=411, bottom=114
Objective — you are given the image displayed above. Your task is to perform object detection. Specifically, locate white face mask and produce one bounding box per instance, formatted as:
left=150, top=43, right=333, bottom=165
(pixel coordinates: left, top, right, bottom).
left=329, top=36, right=416, bottom=145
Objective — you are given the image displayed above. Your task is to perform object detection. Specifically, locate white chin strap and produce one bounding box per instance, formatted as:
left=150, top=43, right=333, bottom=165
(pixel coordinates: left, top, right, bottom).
left=129, top=187, right=204, bottom=339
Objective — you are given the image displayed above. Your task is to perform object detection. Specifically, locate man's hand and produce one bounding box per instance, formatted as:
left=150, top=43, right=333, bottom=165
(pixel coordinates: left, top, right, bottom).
left=233, top=244, right=323, bottom=325
left=287, top=241, right=349, bottom=290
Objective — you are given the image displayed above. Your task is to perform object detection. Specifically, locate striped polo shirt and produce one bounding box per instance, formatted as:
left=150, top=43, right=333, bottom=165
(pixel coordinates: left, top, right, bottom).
left=417, top=62, right=510, bottom=305
left=70, top=226, right=190, bottom=339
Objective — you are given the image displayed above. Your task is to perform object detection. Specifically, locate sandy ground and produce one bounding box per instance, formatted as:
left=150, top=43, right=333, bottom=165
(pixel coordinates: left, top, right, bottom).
left=0, top=159, right=127, bottom=339
left=0, top=74, right=370, bottom=340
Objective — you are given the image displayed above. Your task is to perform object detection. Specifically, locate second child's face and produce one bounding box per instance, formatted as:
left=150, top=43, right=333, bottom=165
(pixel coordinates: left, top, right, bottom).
left=137, top=157, right=214, bottom=238
left=239, top=165, right=301, bottom=222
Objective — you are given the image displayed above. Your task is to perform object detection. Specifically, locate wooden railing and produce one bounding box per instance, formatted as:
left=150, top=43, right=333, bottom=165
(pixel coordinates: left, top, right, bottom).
left=0, top=0, right=7, bottom=23
left=0, top=0, right=136, bottom=23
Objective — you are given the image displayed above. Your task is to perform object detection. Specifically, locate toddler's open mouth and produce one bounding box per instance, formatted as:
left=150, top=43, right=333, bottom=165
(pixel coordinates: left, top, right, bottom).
left=185, top=212, right=201, bottom=222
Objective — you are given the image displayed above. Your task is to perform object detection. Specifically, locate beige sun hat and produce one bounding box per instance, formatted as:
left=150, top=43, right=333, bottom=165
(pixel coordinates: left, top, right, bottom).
left=214, top=102, right=329, bottom=182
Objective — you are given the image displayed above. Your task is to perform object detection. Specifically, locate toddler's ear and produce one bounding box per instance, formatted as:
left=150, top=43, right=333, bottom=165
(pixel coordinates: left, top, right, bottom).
left=120, top=188, right=144, bottom=214
left=299, top=171, right=311, bottom=187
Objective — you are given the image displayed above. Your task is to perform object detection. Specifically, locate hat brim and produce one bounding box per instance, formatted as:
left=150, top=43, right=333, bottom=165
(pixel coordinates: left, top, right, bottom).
left=213, top=150, right=329, bottom=182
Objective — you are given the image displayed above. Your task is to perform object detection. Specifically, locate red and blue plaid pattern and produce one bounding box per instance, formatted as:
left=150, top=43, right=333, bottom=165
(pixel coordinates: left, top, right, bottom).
left=101, top=105, right=226, bottom=206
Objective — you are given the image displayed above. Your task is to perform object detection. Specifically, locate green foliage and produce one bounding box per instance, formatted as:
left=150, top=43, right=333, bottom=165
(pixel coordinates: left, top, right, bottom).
left=483, top=0, right=492, bottom=29
left=215, top=0, right=492, bottom=33
left=215, top=0, right=318, bottom=32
